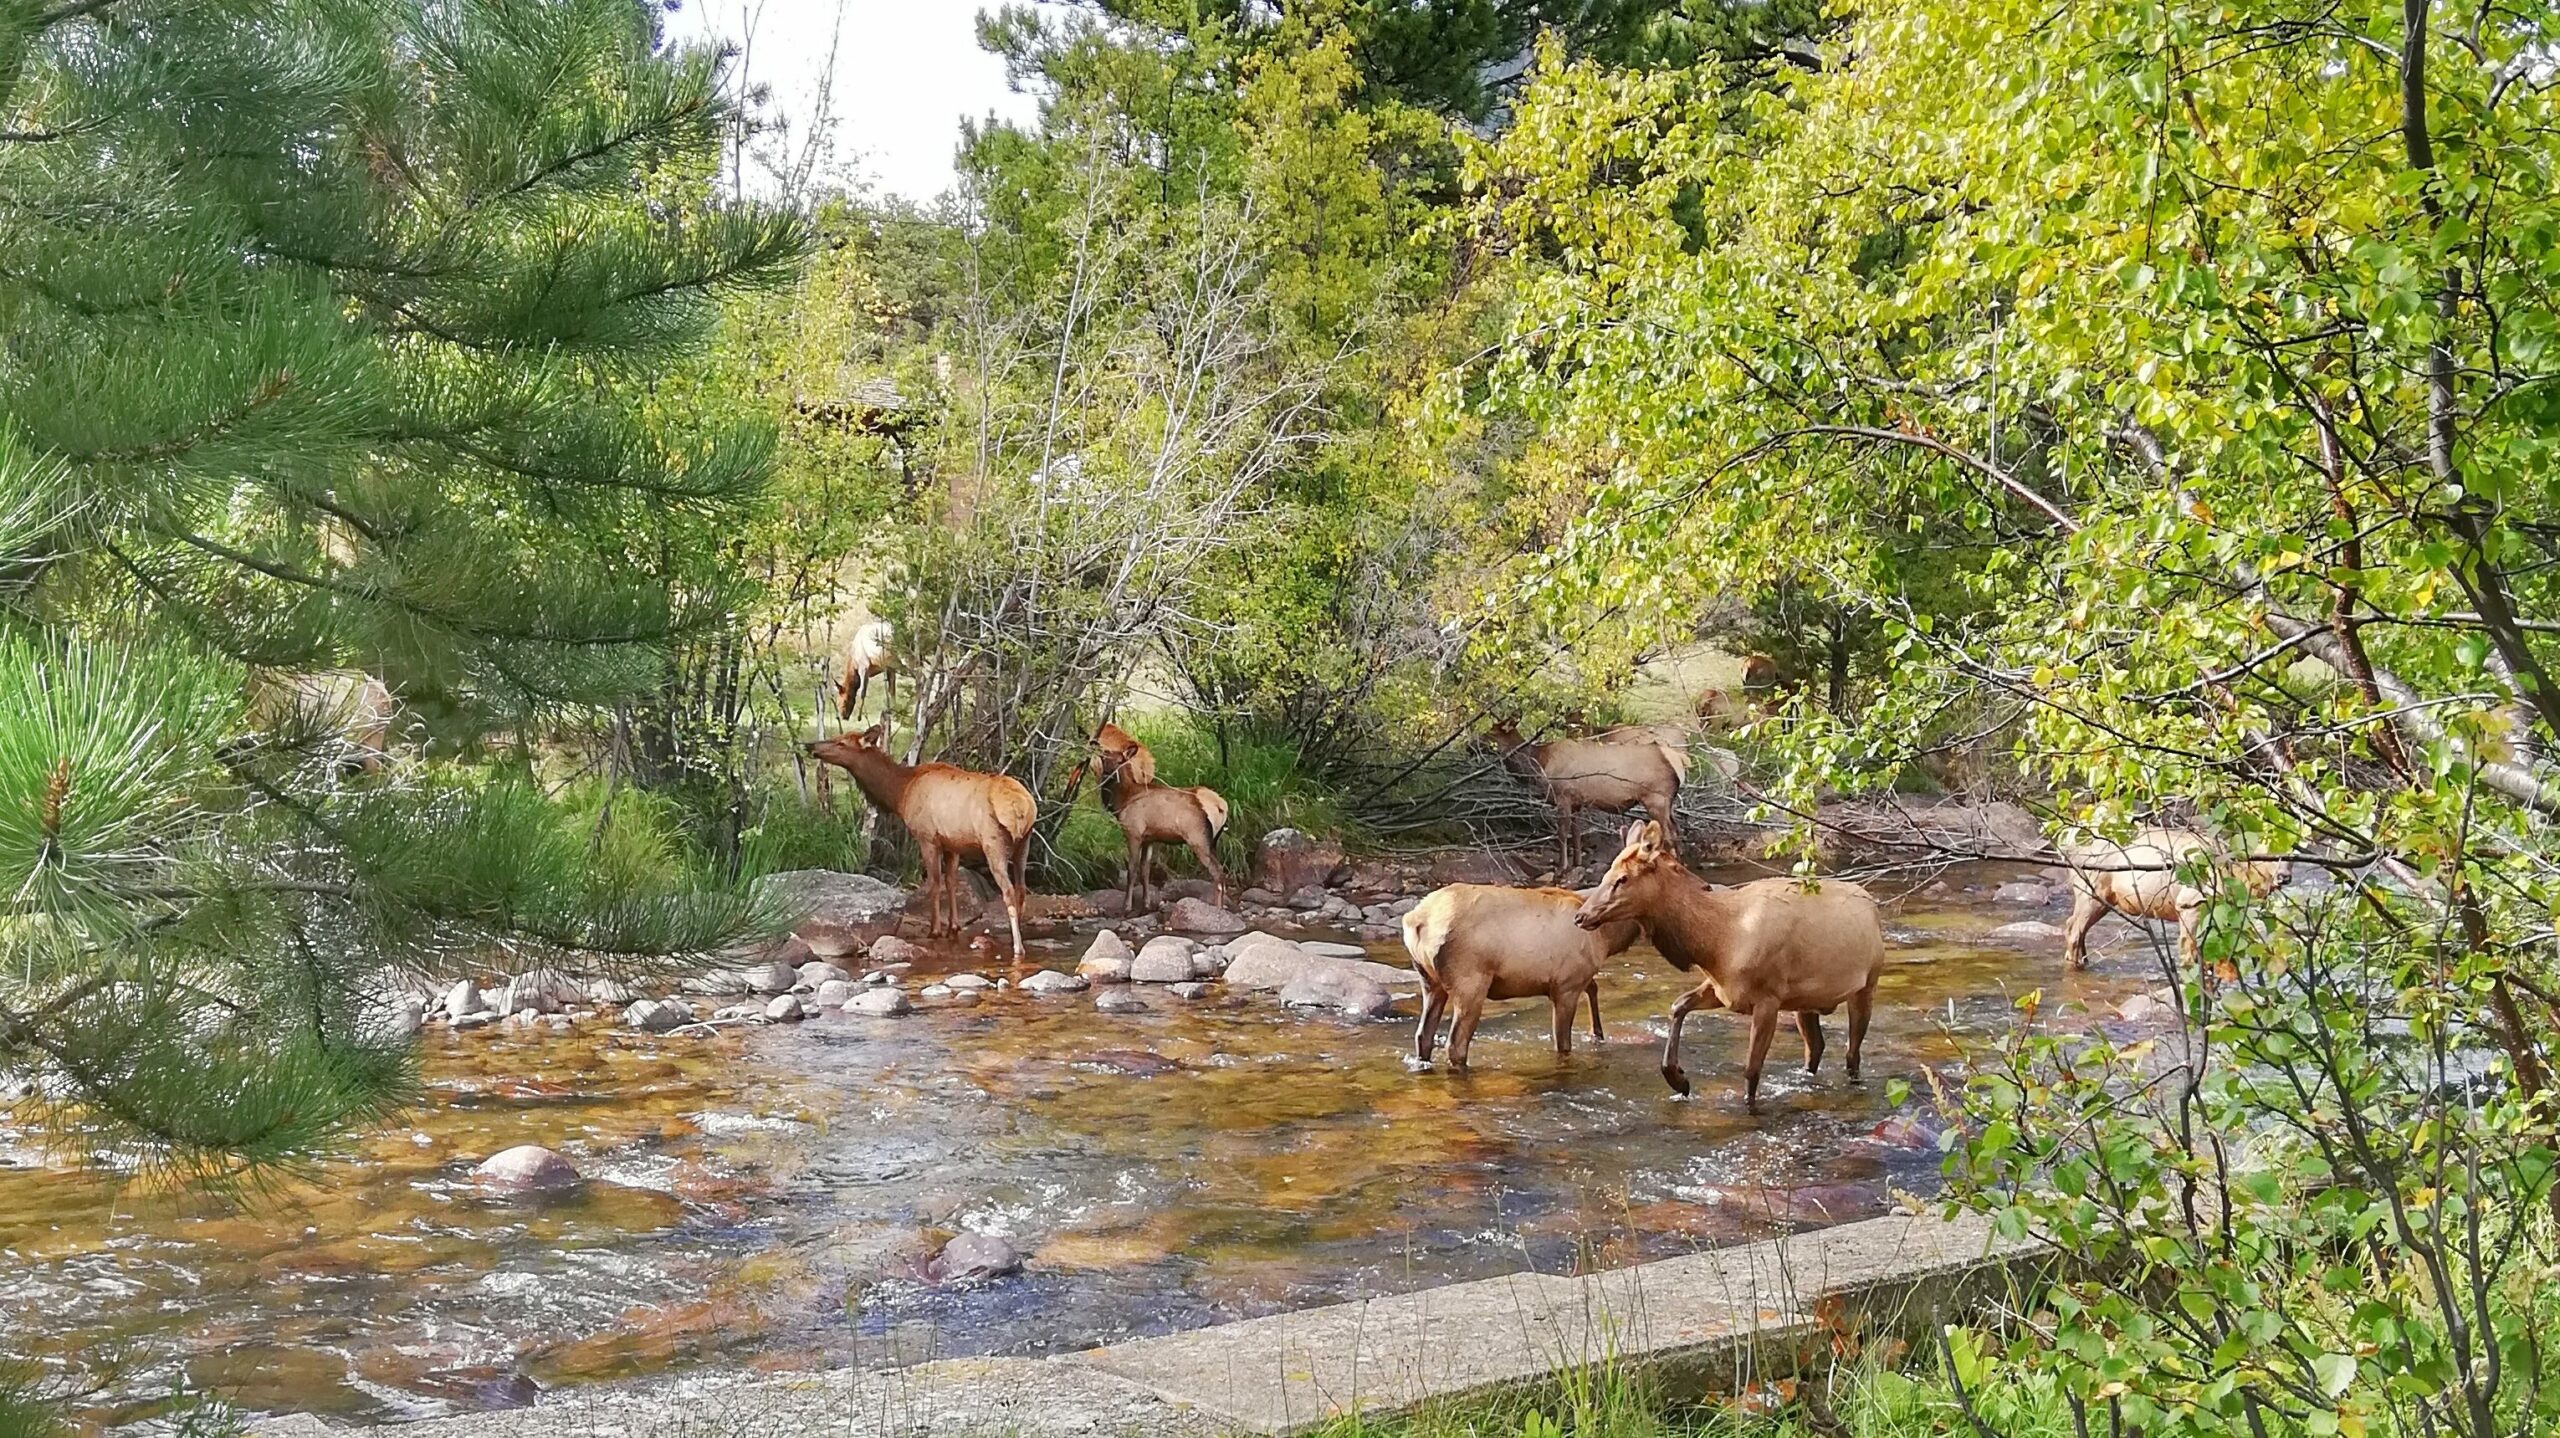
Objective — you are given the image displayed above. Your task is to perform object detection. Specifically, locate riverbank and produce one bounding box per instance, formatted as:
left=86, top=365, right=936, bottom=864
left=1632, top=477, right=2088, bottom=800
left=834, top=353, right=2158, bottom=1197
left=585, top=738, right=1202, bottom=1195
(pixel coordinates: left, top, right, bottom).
left=248, top=1208, right=2034, bottom=1438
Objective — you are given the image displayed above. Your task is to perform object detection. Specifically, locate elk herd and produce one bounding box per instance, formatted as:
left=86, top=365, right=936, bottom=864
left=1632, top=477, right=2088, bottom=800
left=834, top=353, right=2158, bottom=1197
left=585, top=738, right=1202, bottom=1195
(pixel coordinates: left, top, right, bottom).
left=254, top=627, right=2281, bottom=1112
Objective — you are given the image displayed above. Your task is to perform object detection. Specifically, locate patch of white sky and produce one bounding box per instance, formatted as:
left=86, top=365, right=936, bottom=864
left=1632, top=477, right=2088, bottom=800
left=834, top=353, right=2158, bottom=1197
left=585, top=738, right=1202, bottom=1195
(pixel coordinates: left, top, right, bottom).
left=657, top=0, right=1055, bottom=204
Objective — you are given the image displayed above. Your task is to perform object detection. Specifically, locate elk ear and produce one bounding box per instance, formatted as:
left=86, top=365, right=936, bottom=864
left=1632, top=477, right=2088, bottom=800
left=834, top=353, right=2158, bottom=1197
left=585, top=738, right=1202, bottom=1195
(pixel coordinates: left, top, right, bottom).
left=860, top=721, right=889, bottom=747
left=1622, top=820, right=1649, bottom=851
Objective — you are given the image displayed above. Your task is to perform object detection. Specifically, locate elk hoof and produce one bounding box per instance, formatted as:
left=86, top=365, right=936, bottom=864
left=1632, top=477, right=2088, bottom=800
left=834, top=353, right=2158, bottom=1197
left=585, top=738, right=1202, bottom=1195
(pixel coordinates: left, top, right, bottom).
left=1661, top=1066, right=1691, bottom=1097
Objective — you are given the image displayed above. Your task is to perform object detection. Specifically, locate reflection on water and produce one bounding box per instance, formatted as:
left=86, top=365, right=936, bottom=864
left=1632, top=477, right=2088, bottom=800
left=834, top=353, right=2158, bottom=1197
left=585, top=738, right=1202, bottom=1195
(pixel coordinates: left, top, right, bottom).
left=0, top=864, right=2163, bottom=1427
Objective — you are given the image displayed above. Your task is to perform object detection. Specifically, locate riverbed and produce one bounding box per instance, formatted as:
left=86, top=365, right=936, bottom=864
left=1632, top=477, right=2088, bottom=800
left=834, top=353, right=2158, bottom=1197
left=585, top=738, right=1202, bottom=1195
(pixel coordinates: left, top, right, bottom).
left=0, top=864, right=2161, bottom=1428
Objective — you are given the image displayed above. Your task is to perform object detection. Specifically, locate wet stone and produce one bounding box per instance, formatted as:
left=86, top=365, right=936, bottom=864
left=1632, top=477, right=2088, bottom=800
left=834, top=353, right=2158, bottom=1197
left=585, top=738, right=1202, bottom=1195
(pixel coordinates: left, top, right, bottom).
left=738, top=960, right=798, bottom=995
left=441, top=979, right=484, bottom=1021
left=1992, top=881, right=2055, bottom=906
left=794, top=960, right=854, bottom=990
left=1095, top=988, right=1152, bottom=1015
left=1167, top=981, right=1212, bottom=1000
left=1130, top=936, right=1199, bottom=983
left=929, top=1231, right=1023, bottom=1286
left=845, top=988, right=912, bottom=1017
left=1985, top=920, right=2066, bottom=943
left=763, top=994, right=806, bottom=1022
left=471, top=1144, right=581, bottom=1197
left=1164, top=897, right=1248, bottom=935
left=810, top=979, right=856, bottom=1008
left=869, top=935, right=928, bottom=966
left=1018, top=969, right=1088, bottom=995
left=945, top=974, right=992, bottom=990
left=920, top=984, right=954, bottom=998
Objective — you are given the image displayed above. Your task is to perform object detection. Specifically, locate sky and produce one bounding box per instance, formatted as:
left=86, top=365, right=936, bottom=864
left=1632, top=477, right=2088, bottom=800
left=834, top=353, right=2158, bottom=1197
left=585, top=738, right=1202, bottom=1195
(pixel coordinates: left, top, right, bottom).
left=662, top=0, right=1049, bottom=203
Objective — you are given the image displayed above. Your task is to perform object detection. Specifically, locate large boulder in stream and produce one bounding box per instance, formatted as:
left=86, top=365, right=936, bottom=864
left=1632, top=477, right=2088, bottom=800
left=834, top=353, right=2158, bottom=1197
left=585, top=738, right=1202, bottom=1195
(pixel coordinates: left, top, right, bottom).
left=759, top=869, right=911, bottom=957
left=1130, top=936, right=1200, bottom=983
left=1252, top=828, right=1346, bottom=896
left=1222, top=935, right=1420, bottom=994
left=1164, top=897, right=1248, bottom=936
left=472, top=1145, right=582, bottom=1197
left=929, top=1231, right=1024, bottom=1285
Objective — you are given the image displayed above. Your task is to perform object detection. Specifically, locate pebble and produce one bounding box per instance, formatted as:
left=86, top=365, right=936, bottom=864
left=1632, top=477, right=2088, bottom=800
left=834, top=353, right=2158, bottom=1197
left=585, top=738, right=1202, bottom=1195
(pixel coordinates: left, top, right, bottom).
left=845, top=988, right=912, bottom=1017
left=1018, top=969, right=1088, bottom=995
left=919, top=983, right=954, bottom=998
left=763, top=994, right=806, bottom=1022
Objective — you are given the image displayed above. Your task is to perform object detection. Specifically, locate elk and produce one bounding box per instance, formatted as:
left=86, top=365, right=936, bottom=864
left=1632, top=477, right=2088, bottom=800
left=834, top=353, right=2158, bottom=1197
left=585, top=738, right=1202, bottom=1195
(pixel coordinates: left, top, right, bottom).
left=807, top=722, right=1036, bottom=959
left=1401, top=884, right=1642, bottom=1072
left=1576, top=821, right=1885, bottom=1109
left=1488, top=718, right=1685, bottom=870
left=834, top=620, right=895, bottom=722
left=1070, top=723, right=1229, bottom=911
left=244, top=669, right=395, bottom=773
left=2059, top=828, right=2286, bottom=972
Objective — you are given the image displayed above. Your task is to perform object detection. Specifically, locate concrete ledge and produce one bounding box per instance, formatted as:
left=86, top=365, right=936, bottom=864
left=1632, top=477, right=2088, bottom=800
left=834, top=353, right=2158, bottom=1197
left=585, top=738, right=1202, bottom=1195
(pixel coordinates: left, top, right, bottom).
left=254, top=1211, right=2036, bottom=1438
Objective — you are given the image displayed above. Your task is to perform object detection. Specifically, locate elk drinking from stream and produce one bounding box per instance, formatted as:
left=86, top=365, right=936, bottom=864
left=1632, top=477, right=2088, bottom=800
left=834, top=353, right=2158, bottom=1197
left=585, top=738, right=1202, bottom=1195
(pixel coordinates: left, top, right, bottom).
left=809, top=722, right=1036, bottom=960
left=1576, top=821, right=1885, bottom=1109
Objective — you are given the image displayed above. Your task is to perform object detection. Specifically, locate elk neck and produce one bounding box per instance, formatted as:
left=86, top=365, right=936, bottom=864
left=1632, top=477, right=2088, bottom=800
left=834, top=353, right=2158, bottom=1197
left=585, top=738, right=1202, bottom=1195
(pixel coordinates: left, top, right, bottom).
left=833, top=744, right=916, bottom=815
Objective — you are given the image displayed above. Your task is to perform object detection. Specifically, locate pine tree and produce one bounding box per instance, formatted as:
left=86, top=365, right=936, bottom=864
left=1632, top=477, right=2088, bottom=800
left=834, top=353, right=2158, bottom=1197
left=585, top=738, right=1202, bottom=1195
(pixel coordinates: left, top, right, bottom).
left=0, top=0, right=802, bottom=1182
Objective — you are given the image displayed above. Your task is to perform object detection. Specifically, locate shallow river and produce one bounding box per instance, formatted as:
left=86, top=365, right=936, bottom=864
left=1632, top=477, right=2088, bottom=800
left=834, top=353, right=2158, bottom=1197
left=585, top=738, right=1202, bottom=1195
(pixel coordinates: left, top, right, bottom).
left=1, top=864, right=2159, bottom=1428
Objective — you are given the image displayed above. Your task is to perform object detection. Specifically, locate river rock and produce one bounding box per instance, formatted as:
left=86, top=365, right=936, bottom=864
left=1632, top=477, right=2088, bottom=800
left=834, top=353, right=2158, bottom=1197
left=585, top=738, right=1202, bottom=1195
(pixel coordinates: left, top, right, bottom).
left=869, top=935, right=928, bottom=966
left=1018, top=969, right=1088, bottom=995
left=761, top=869, right=911, bottom=957
left=1253, top=828, right=1346, bottom=895
left=945, top=973, right=993, bottom=990
left=1079, top=930, right=1135, bottom=982
left=1153, top=878, right=1218, bottom=906
left=1238, top=887, right=1282, bottom=907
left=1130, top=936, right=1199, bottom=983
left=930, top=1232, right=1023, bottom=1285
left=1985, top=920, right=2066, bottom=943
left=377, top=995, right=426, bottom=1041
left=919, top=983, right=953, bottom=998
left=1190, top=947, right=1228, bottom=978
left=1164, top=897, right=1248, bottom=936
left=472, top=1145, right=582, bottom=1197
left=1279, top=971, right=1394, bottom=1019
left=682, top=969, right=752, bottom=996
left=1992, top=881, right=2055, bottom=906
left=441, top=979, right=485, bottom=1021
left=1095, top=987, right=1152, bottom=1014
left=2118, top=991, right=2178, bottom=1024
left=453, top=1011, right=498, bottom=1031
left=738, top=960, right=798, bottom=995
left=1298, top=940, right=1368, bottom=960
left=622, top=998, right=690, bottom=1032
left=1082, top=888, right=1130, bottom=918
left=845, top=988, right=911, bottom=1017
left=1168, top=981, right=1212, bottom=1000
left=795, top=960, right=854, bottom=991
left=764, top=994, right=806, bottom=1022
left=1223, top=940, right=1421, bottom=994
left=1284, top=886, right=1328, bottom=911
left=586, top=977, right=639, bottom=1006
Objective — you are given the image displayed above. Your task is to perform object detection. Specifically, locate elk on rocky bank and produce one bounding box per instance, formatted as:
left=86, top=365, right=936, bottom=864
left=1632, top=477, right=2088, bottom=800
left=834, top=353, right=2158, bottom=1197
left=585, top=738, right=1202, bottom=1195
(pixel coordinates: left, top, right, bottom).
left=1575, top=821, right=1885, bottom=1109
left=1072, top=722, right=1230, bottom=913
left=1401, top=883, right=1643, bottom=1072
left=1488, top=718, right=1685, bottom=871
left=807, top=722, right=1035, bottom=960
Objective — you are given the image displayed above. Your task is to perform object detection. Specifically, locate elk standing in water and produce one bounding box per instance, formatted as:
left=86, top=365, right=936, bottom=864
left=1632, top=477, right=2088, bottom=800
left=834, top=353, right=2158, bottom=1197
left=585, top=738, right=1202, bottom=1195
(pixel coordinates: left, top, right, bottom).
left=1401, top=884, right=1642, bottom=1072
left=1072, top=723, right=1230, bottom=911
left=808, top=722, right=1036, bottom=960
left=1488, top=718, right=1685, bottom=871
left=2059, top=828, right=2286, bottom=972
left=1575, top=821, right=1885, bottom=1109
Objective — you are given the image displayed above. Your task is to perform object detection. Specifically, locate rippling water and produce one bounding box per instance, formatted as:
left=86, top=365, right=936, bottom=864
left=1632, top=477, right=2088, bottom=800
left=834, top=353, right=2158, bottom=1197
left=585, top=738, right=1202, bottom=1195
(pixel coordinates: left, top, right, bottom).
left=0, top=863, right=2161, bottom=1427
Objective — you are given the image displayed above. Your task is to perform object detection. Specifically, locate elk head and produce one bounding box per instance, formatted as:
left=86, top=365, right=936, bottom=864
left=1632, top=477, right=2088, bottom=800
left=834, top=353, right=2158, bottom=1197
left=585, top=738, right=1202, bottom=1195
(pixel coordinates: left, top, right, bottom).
left=807, top=720, right=891, bottom=769
left=1576, top=820, right=1678, bottom=928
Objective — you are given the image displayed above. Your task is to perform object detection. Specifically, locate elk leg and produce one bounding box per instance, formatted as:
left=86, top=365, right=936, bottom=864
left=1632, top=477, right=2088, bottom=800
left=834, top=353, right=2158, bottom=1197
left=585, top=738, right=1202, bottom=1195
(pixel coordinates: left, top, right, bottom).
left=1797, top=1010, right=1826, bottom=1073
left=1845, top=978, right=1875, bottom=1082
left=1646, top=792, right=1677, bottom=854
left=1124, top=828, right=1147, bottom=915
left=1550, top=990, right=1575, bottom=1056
left=2061, top=887, right=2104, bottom=970
left=986, top=833, right=1027, bottom=962
left=1446, top=981, right=1491, bottom=1073
left=1414, top=984, right=1449, bottom=1066
left=1185, top=825, right=1227, bottom=907
left=1661, top=986, right=1713, bottom=1096
left=945, top=851, right=966, bottom=939
left=916, top=840, right=944, bottom=940
left=1556, top=798, right=1576, bottom=871
left=1585, top=980, right=1604, bottom=1041
left=1743, top=1000, right=1782, bottom=1113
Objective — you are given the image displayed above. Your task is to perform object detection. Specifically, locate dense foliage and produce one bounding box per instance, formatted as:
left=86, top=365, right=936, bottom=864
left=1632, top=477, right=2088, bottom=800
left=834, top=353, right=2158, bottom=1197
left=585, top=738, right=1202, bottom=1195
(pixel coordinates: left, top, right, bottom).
left=0, top=0, right=794, bottom=1182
